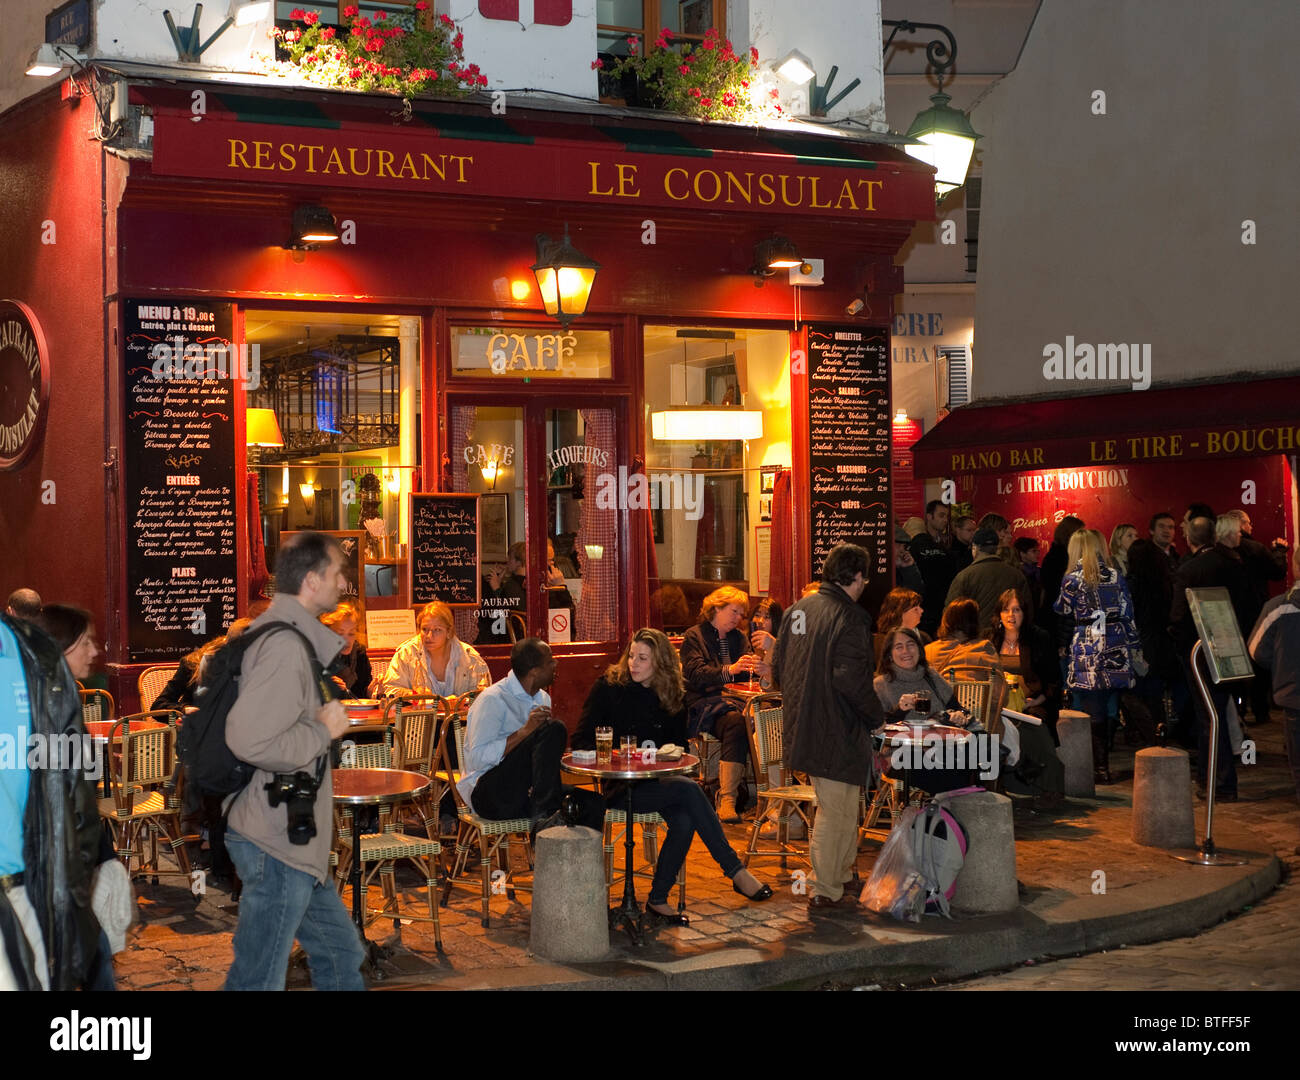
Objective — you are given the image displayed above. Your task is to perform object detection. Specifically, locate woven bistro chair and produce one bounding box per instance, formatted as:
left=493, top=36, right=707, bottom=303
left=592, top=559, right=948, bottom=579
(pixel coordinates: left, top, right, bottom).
left=741, top=693, right=817, bottom=869
left=333, top=772, right=444, bottom=951
left=430, top=690, right=478, bottom=816
left=80, top=687, right=115, bottom=727
left=387, top=703, right=445, bottom=840
left=137, top=664, right=179, bottom=711
left=940, top=666, right=1005, bottom=735
left=437, top=705, right=534, bottom=928
left=96, top=714, right=192, bottom=884
left=602, top=805, right=688, bottom=913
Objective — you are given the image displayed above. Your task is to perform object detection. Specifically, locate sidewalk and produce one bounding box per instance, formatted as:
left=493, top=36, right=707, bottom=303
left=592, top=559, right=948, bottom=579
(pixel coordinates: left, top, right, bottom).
left=114, top=722, right=1298, bottom=991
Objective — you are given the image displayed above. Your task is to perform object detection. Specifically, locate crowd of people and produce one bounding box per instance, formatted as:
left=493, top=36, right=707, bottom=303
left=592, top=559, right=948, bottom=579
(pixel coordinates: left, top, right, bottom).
left=2, top=498, right=1295, bottom=987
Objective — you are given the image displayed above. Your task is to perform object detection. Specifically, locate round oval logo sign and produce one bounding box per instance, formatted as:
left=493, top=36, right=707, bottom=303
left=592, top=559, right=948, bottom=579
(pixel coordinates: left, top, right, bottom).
left=0, top=300, right=50, bottom=471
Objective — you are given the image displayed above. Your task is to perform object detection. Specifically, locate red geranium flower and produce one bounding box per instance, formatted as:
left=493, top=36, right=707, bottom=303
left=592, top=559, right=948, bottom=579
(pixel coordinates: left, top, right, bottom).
left=749, top=46, right=759, bottom=63
left=342, top=4, right=358, bottom=16
left=440, top=13, right=453, bottom=25
left=353, top=15, right=370, bottom=28
left=678, top=65, right=690, bottom=75
left=365, top=36, right=383, bottom=51
left=477, top=74, right=488, bottom=85
left=702, top=39, right=714, bottom=50
left=591, top=59, right=604, bottom=70
left=690, top=88, right=701, bottom=98
left=376, top=10, right=387, bottom=20
left=321, top=26, right=335, bottom=39
left=290, top=8, right=304, bottom=19
left=700, top=97, right=712, bottom=108
left=722, top=92, right=736, bottom=106
left=453, top=33, right=463, bottom=48
left=302, top=11, right=319, bottom=26
left=662, top=29, right=674, bottom=40
left=415, top=0, right=429, bottom=8
left=348, top=67, right=362, bottom=78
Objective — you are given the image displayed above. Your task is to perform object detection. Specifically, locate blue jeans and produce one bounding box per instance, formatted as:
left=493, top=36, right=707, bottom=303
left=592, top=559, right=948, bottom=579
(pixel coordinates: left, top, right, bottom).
left=614, top=776, right=743, bottom=905
left=223, top=830, right=366, bottom=991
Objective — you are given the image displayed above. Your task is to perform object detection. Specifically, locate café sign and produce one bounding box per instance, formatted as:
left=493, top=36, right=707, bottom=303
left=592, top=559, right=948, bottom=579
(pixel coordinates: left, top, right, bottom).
left=0, top=300, right=51, bottom=471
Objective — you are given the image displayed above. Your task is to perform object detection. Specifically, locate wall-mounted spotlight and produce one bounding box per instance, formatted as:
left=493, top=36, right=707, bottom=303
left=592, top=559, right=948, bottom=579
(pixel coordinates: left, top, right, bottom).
left=774, top=49, right=815, bottom=84
left=25, top=43, right=87, bottom=77
left=752, top=236, right=812, bottom=284
left=844, top=291, right=871, bottom=317
left=287, top=205, right=340, bottom=251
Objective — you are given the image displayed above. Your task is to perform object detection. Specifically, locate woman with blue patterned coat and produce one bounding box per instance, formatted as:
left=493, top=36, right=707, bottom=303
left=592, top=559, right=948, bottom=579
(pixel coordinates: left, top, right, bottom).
left=1054, top=528, right=1144, bottom=783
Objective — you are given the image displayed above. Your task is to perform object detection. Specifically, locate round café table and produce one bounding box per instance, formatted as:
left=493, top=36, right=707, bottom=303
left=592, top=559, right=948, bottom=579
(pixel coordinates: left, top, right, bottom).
left=878, top=720, right=975, bottom=802
left=332, top=767, right=430, bottom=974
left=561, top=750, right=699, bottom=946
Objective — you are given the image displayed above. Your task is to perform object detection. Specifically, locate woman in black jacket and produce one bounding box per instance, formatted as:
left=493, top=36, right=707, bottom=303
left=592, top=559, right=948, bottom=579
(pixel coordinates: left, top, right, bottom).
left=678, top=587, right=762, bottom=822
left=574, top=629, right=772, bottom=923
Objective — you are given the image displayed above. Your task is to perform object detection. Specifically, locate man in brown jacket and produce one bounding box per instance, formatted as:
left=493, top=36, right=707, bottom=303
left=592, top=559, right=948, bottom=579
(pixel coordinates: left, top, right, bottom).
left=771, top=542, right=882, bottom=910
left=223, top=531, right=363, bottom=990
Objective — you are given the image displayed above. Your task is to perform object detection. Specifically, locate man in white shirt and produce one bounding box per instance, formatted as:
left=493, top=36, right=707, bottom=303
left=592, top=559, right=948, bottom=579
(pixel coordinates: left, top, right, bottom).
left=458, top=638, right=603, bottom=831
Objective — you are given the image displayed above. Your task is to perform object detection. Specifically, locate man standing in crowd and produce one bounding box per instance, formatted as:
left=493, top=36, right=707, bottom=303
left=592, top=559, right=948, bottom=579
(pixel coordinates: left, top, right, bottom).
left=0, top=610, right=104, bottom=990
left=459, top=638, right=604, bottom=833
left=1230, top=509, right=1287, bottom=724
left=950, top=515, right=977, bottom=571
left=909, top=500, right=957, bottom=637
left=771, top=543, right=881, bottom=911
left=224, top=531, right=363, bottom=991
left=894, top=527, right=925, bottom=594
left=4, top=589, right=41, bottom=620
left=947, top=525, right=1034, bottom=631
left=1170, top=516, right=1251, bottom=801
left=1247, top=546, right=1300, bottom=851
left=1148, top=512, right=1181, bottom=572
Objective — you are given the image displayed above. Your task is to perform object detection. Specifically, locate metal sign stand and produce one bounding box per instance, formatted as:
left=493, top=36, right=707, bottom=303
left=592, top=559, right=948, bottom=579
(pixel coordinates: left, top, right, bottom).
left=1171, top=640, right=1248, bottom=866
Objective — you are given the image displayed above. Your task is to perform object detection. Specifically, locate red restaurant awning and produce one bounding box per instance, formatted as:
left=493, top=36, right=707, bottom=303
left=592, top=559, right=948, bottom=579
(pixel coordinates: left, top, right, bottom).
left=911, top=375, right=1300, bottom=478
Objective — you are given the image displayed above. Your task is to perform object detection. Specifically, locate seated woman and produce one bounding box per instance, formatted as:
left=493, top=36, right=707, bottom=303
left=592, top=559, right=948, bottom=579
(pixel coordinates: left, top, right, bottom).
left=873, top=587, right=928, bottom=661
left=679, top=586, right=763, bottom=823
left=379, top=600, right=490, bottom=698
left=747, top=597, right=782, bottom=689
left=925, top=598, right=1006, bottom=690
left=987, top=589, right=1067, bottom=810
left=873, top=627, right=975, bottom=795
left=320, top=601, right=371, bottom=699
left=573, top=628, right=772, bottom=924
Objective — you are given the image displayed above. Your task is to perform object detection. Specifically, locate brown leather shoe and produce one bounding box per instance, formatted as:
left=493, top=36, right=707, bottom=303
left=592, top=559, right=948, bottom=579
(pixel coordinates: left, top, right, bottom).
left=808, top=893, right=858, bottom=913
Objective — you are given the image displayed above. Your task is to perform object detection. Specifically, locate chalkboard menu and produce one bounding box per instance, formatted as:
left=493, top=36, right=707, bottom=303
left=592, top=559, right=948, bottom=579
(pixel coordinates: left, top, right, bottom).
left=410, top=493, right=480, bottom=606
left=123, top=300, right=238, bottom=661
left=808, top=327, right=891, bottom=607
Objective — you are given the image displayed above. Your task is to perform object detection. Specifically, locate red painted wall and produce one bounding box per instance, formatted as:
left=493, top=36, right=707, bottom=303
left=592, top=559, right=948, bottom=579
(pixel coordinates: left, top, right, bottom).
left=0, top=89, right=114, bottom=646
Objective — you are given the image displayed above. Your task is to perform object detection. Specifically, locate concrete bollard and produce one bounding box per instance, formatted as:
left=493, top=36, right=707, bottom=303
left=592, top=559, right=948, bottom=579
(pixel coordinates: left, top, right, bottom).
left=946, top=790, right=1018, bottom=915
left=529, top=825, right=609, bottom=962
left=1057, top=709, right=1095, bottom=798
left=1131, top=747, right=1195, bottom=848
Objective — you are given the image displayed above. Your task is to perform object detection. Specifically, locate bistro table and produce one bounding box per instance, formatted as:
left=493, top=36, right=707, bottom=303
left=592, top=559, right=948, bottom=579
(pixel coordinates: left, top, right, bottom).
left=878, top=720, right=976, bottom=802
left=722, top=681, right=766, bottom=705
left=561, top=750, right=699, bottom=946
left=86, top=717, right=169, bottom=797
left=332, top=767, right=430, bottom=975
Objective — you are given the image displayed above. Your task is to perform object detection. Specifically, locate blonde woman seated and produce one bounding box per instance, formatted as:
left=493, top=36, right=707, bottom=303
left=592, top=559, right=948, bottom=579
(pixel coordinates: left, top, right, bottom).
left=573, top=628, right=773, bottom=924
left=377, top=600, right=490, bottom=698
left=320, top=601, right=370, bottom=699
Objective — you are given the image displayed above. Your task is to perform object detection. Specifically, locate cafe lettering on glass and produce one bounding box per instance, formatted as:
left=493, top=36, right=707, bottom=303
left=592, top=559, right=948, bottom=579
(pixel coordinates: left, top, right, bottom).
left=486, top=332, right=577, bottom=376
left=808, top=328, right=891, bottom=588
left=122, top=301, right=238, bottom=661
left=409, top=493, right=480, bottom=606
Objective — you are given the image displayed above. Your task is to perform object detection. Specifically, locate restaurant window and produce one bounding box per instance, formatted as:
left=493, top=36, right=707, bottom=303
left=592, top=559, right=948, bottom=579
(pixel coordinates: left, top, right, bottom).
left=450, top=326, right=612, bottom=380
left=244, top=309, right=419, bottom=606
left=643, top=326, right=790, bottom=631
left=597, top=0, right=725, bottom=99
left=449, top=403, right=620, bottom=646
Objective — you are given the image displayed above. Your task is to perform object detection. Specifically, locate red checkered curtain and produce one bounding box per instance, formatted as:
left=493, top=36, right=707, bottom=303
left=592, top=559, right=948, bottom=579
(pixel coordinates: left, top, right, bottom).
left=576, top=409, right=618, bottom=643
left=451, top=405, right=480, bottom=644
left=247, top=472, right=269, bottom=603
left=769, top=468, right=794, bottom=608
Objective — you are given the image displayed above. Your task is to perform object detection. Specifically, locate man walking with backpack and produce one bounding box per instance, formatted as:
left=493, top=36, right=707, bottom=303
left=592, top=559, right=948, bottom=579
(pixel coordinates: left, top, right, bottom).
left=222, top=531, right=363, bottom=990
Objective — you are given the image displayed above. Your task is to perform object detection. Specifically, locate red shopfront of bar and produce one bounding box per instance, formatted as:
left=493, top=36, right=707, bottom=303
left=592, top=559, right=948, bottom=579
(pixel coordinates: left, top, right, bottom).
left=0, top=77, right=934, bottom=717
left=911, top=379, right=1299, bottom=565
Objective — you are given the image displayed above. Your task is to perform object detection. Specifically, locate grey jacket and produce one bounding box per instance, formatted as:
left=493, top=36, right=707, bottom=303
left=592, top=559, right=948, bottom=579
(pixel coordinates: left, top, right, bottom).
left=225, top=595, right=343, bottom=882
left=1248, top=584, right=1300, bottom=713
left=771, top=583, right=882, bottom=785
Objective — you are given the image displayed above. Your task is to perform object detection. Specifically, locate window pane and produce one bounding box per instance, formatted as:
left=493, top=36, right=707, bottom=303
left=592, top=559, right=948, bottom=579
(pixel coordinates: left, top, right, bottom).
left=643, top=326, right=790, bottom=630
left=450, top=404, right=525, bottom=645
left=547, top=408, right=619, bottom=644
left=451, top=327, right=612, bottom=379
left=664, top=0, right=715, bottom=36
left=597, top=0, right=644, bottom=29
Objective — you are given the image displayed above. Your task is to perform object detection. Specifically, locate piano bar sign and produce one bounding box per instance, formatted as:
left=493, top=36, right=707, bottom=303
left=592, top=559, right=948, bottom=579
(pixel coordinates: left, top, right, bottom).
left=0, top=300, right=51, bottom=471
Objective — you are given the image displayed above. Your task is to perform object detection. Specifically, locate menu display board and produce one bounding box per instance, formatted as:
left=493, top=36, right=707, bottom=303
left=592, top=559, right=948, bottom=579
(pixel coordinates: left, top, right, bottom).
left=410, top=493, right=480, bottom=606
left=1186, top=587, right=1254, bottom=683
left=123, top=300, right=238, bottom=661
left=280, top=530, right=365, bottom=621
left=808, top=327, right=891, bottom=605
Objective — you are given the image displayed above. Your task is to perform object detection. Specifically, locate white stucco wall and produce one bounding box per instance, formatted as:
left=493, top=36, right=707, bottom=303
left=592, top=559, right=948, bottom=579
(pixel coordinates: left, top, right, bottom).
left=973, top=0, right=1299, bottom=400
left=449, top=0, right=599, bottom=97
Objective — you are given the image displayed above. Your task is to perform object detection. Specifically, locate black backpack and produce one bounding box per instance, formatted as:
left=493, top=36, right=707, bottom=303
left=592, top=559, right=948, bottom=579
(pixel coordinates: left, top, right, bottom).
left=178, top=621, right=325, bottom=801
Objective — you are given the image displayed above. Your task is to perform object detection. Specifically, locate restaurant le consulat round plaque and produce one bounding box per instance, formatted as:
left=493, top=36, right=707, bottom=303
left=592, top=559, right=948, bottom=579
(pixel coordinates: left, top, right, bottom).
left=0, top=300, right=51, bottom=471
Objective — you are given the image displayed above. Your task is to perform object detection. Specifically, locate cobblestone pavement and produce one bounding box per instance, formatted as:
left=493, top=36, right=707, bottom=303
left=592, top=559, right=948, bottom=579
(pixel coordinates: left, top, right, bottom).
left=113, top=719, right=1300, bottom=991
